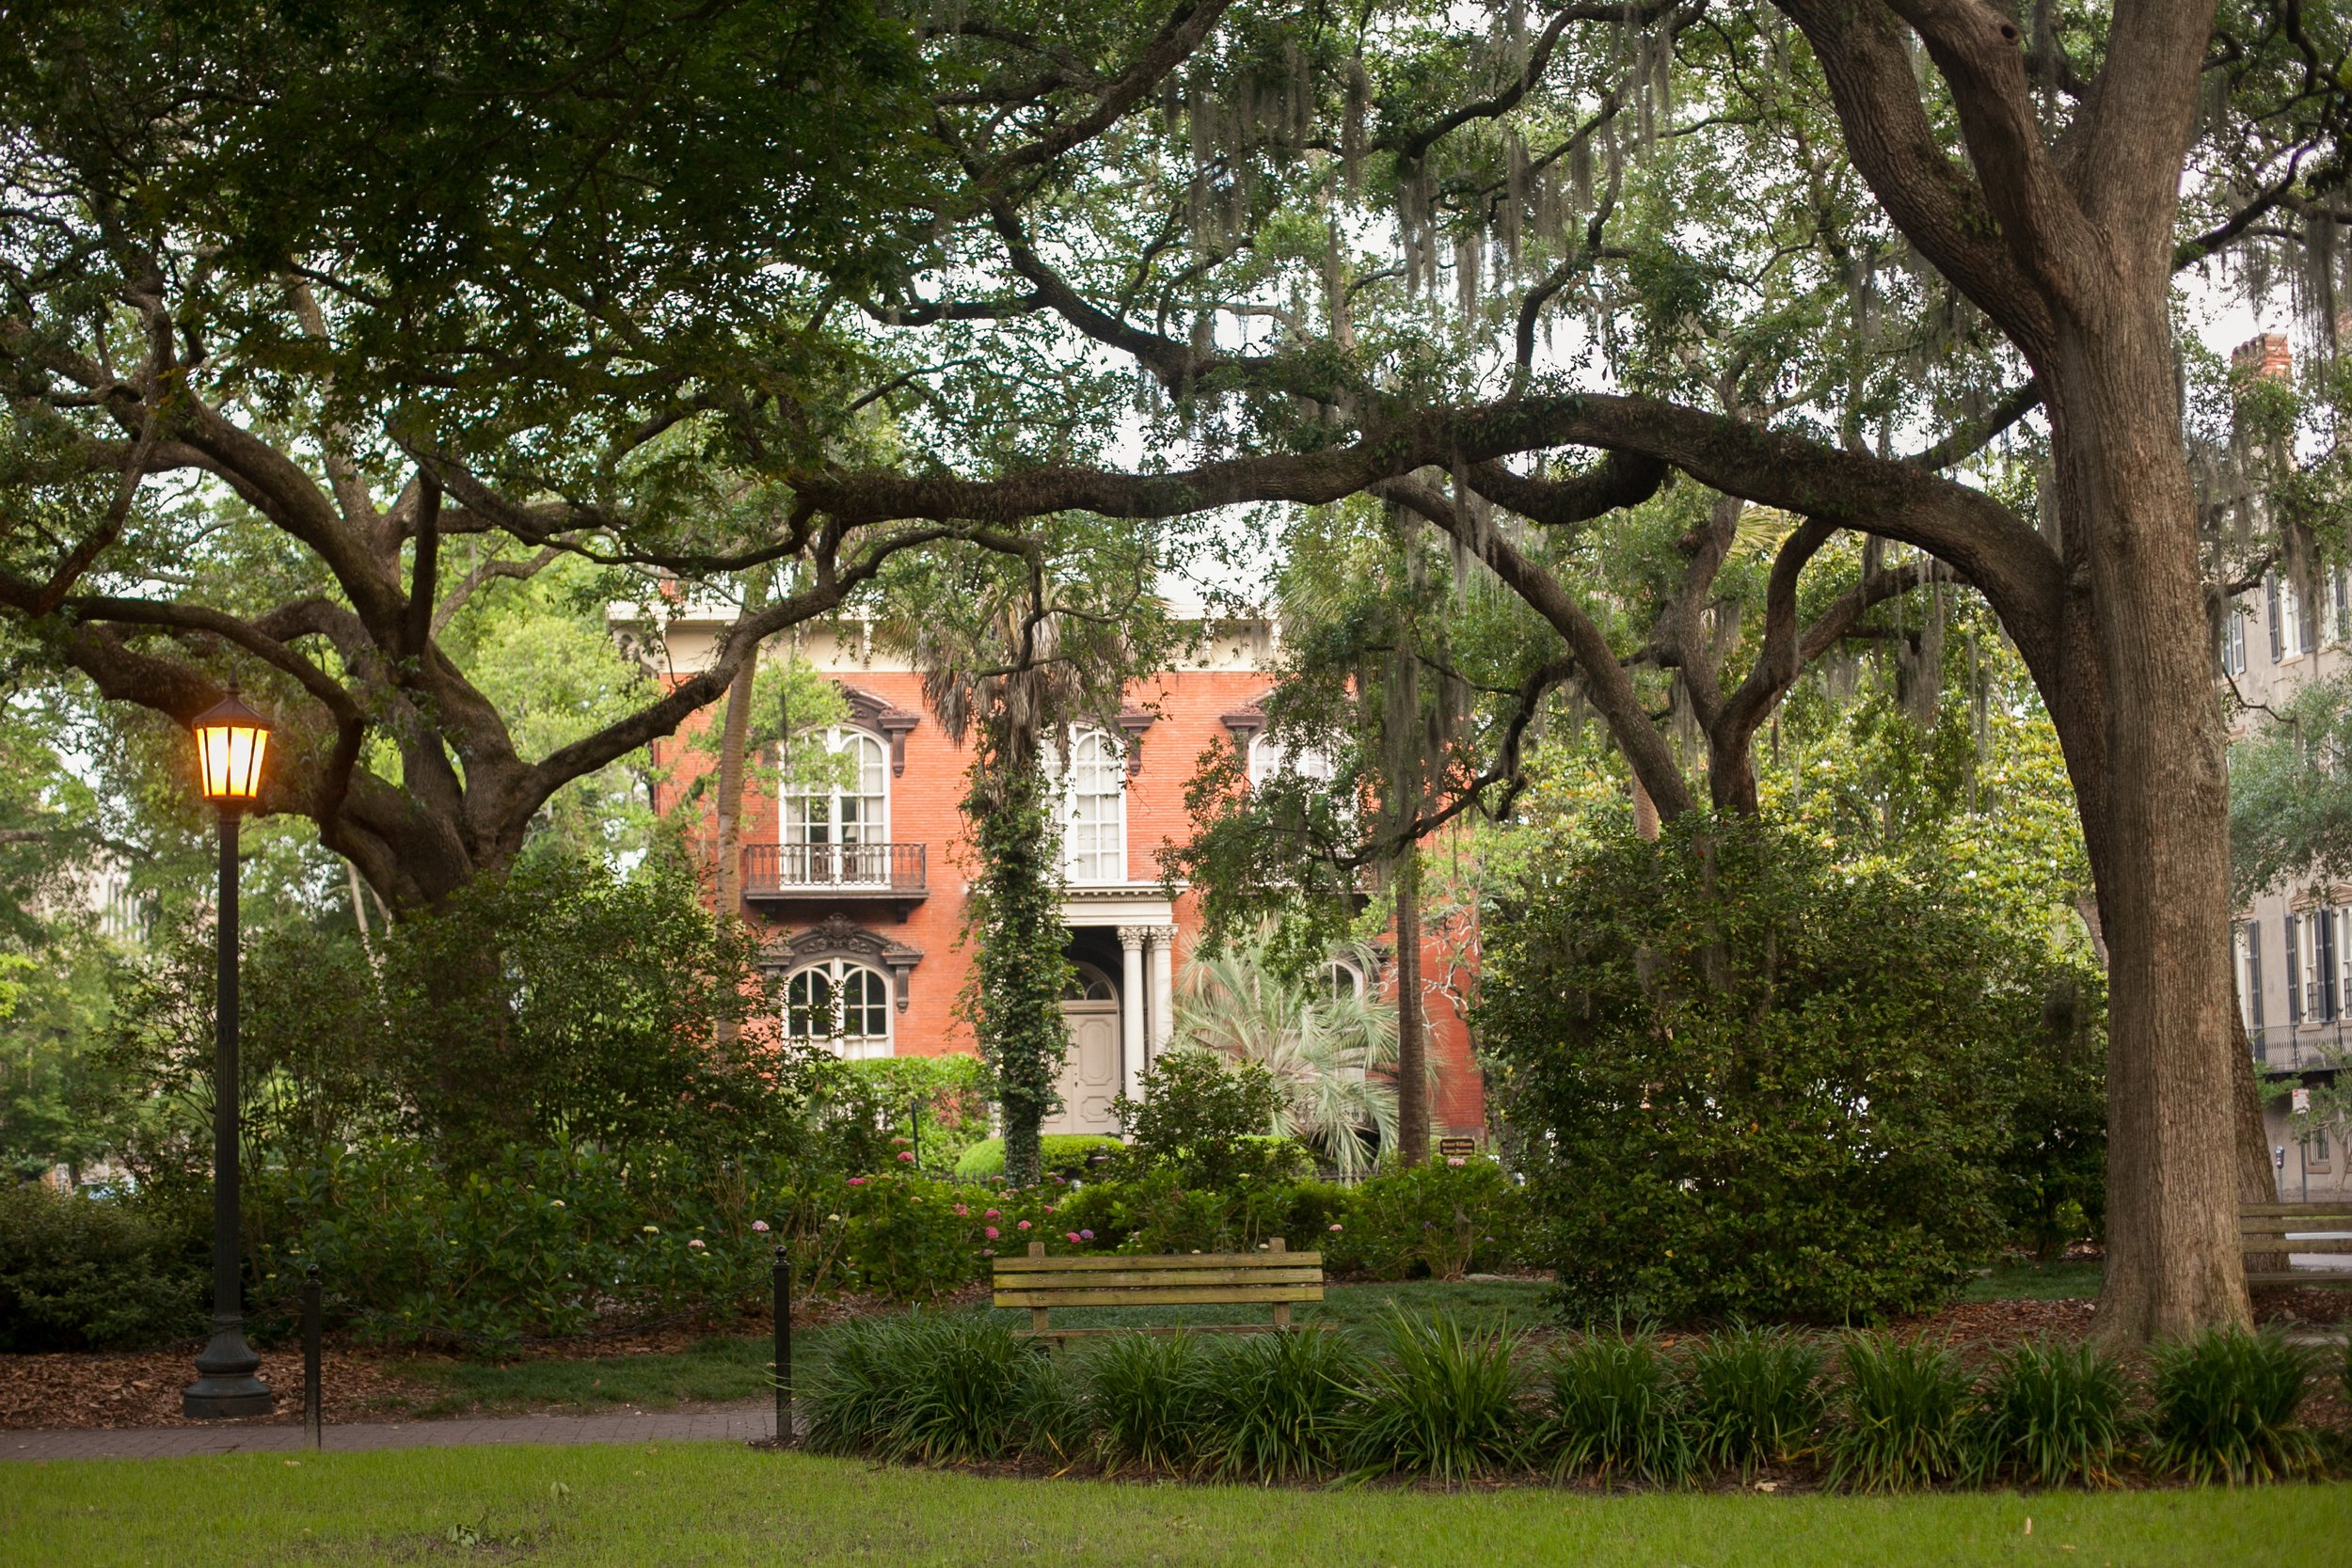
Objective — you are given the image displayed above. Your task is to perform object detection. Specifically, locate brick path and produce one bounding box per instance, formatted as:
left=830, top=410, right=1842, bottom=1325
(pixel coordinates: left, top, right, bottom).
left=2, top=1402, right=789, bottom=1462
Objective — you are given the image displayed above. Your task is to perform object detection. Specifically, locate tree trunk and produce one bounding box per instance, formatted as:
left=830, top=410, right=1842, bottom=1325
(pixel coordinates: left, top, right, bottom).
left=2232, top=976, right=2284, bottom=1277
left=712, top=655, right=757, bottom=919
left=2047, top=303, right=2250, bottom=1340
left=1393, top=841, right=1428, bottom=1166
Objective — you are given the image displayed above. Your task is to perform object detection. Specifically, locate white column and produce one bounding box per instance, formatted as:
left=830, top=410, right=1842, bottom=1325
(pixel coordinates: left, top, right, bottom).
left=1117, top=926, right=1149, bottom=1105
left=1149, top=925, right=1177, bottom=1057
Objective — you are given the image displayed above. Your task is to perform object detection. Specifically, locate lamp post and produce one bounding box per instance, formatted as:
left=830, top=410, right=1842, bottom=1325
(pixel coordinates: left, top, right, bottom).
left=183, top=691, right=274, bottom=1419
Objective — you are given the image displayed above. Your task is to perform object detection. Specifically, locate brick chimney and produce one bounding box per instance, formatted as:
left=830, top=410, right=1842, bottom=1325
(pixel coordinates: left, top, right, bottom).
left=2233, top=331, right=2294, bottom=381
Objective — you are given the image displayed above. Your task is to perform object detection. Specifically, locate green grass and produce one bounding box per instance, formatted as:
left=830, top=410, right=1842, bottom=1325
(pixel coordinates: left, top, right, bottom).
left=6, top=1445, right=2343, bottom=1567
left=1959, top=1259, right=2103, bottom=1303
left=389, top=1281, right=1555, bottom=1415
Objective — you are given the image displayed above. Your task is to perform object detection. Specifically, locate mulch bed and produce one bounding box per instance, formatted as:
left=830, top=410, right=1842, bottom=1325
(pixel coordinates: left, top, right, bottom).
left=0, top=1344, right=428, bottom=1431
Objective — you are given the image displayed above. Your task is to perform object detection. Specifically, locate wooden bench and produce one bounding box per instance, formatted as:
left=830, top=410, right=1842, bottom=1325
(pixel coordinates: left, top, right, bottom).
left=992, top=1238, right=1325, bottom=1341
left=2241, top=1202, right=2352, bottom=1289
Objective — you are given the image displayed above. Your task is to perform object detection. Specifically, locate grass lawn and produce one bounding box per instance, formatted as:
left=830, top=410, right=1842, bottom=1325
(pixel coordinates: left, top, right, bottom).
left=6, top=1445, right=2342, bottom=1568
left=390, top=1280, right=1555, bottom=1414
left=1959, top=1259, right=2104, bottom=1302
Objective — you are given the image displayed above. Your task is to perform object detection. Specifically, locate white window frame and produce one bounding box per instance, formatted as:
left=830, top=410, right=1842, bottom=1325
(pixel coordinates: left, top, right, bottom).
left=784, top=958, right=895, bottom=1059
left=1247, top=733, right=1338, bottom=788
left=782, top=726, right=890, bottom=846
left=2281, top=574, right=2307, bottom=659
left=1326, top=956, right=1366, bottom=1002
left=1059, top=727, right=1128, bottom=885
left=2220, top=603, right=2249, bottom=676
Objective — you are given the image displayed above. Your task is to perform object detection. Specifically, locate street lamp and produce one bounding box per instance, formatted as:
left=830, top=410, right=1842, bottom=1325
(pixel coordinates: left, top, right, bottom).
left=183, top=690, right=274, bottom=1419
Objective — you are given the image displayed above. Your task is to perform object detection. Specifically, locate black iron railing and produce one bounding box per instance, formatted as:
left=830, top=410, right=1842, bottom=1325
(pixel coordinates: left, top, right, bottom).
left=2249, top=1023, right=2351, bottom=1073
left=742, top=841, right=927, bottom=895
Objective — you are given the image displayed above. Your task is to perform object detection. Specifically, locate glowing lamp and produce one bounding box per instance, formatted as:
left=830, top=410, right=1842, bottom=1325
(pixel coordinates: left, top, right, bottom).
left=192, top=691, right=272, bottom=804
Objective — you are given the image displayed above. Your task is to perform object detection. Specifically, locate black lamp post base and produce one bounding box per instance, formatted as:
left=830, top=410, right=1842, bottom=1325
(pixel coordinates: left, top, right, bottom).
left=183, top=1320, right=273, bottom=1418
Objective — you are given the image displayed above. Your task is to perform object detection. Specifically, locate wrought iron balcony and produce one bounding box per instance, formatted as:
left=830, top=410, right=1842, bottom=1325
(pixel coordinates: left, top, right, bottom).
left=2250, top=1023, right=2350, bottom=1075
left=741, top=842, right=927, bottom=910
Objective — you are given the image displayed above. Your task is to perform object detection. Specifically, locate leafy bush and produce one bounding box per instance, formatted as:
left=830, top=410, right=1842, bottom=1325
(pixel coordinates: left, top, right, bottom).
left=1482, top=812, right=2058, bottom=1323
left=1339, top=1308, right=1529, bottom=1483
left=1112, top=1048, right=1287, bottom=1189
left=1972, top=1338, right=2130, bottom=1488
left=1680, top=1325, right=1828, bottom=1476
left=1330, top=1158, right=1524, bottom=1280
left=0, top=1181, right=201, bottom=1351
left=1824, top=1335, right=1979, bottom=1493
left=1196, top=1325, right=1367, bottom=1481
left=1544, top=1330, right=1693, bottom=1488
left=803, top=1313, right=1046, bottom=1462
left=1084, top=1331, right=1219, bottom=1473
left=2148, top=1327, right=2321, bottom=1484
left=953, top=1135, right=1123, bottom=1182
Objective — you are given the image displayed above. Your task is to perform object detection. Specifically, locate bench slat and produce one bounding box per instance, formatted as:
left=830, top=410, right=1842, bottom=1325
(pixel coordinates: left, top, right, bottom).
left=992, top=1267, right=1323, bottom=1291
left=2240, top=1236, right=2352, bottom=1253
left=2239, top=1217, right=2352, bottom=1234
left=2239, top=1203, right=2352, bottom=1218
left=993, top=1252, right=1320, bottom=1273
left=993, top=1285, right=1326, bottom=1308
left=1016, top=1323, right=1335, bottom=1339
left=2247, top=1272, right=2352, bottom=1288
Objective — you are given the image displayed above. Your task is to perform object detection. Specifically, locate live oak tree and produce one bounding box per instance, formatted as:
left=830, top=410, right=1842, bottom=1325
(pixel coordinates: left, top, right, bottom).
left=5, top=1, right=2345, bottom=1335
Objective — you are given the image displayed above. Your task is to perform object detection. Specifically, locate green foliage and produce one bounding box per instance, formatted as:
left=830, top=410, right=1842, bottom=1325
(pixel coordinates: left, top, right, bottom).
left=952, top=1134, right=1123, bottom=1182
left=1544, top=1331, right=1695, bottom=1488
left=2147, top=1328, right=2323, bottom=1484
left=2230, top=672, right=2352, bottom=903
left=0, top=1183, right=201, bottom=1352
left=1823, top=1336, right=1979, bottom=1493
left=1680, top=1326, right=1829, bottom=1476
left=804, top=1314, right=1052, bottom=1465
left=1084, top=1332, right=1219, bottom=1474
left=1196, top=1326, right=1368, bottom=1482
left=1971, top=1339, right=2131, bottom=1490
left=961, top=760, right=1073, bottom=1188
left=1113, top=1048, right=1287, bottom=1190
left=1340, top=1308, right=1529, bottom=1484
left=1328, top=1158, right=1525, bottom=1281
left=1483, top=810, right=2066, bottom=1323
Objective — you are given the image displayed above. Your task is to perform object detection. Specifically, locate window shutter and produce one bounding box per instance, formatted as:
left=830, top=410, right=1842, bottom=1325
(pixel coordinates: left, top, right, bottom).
left=2270, top=573, right=2285, bottom=660
left=2287, top=913, right=2302, bottom=1022
left=2248, top=920, right=2265, bottom=1033
left=2320, top=909, right=2337, bottom=1022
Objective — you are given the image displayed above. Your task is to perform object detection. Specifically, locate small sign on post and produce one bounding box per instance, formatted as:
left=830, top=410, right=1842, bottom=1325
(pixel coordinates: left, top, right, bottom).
left=1438, top=1136, right=1478, bottom=1160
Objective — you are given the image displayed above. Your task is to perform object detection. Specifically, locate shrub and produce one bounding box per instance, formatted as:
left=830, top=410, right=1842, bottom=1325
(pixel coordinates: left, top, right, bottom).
left=1680, top=1325, right=1827, bottom=1476
left=1481, top=812, right=2055, bottom=1323
left=1196, top=1325, right=1367, bottom=1481
left=0, top=1182, right=202, bottom=1351
left=1112, top=1048, right=1287, bottom=1189
left=2148, top=1327, right=2322, bottom=1484
left=1824, top=1335, right=1979, bottom=1492
left=803, top=1313, right=1047, bottom=1463
left=1084, top=1331, right=1219, bottom=1473
left=1331, top=1159, right=1523, bottom=1280
left=1544, top=1330, right=1693, bottom=1488
left=1339, top=1308, right=1529, bottom=1483
left=953, top=1135, right=1124, bottom=1182
left=1972, top=1338, right=2131, bottom=1489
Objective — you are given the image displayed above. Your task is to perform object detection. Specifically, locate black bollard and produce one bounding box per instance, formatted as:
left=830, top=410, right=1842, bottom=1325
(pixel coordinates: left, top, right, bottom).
left=302, top=1263, right=323, bottom=1451
left=772, top=1244, right=792, bottom=1447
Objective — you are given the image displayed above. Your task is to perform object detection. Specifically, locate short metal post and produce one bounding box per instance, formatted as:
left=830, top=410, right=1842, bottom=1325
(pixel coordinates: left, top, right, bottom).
left=302, top=1263, right=323, bottom=1450
left=910, top=1100, right=922, bottom=1167
left=772, top=1244, right=792, bottom=1447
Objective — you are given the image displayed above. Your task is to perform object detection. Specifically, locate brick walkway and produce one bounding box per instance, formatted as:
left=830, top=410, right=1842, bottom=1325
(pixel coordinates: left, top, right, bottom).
left=2, top=1402, right=788, bottom=1462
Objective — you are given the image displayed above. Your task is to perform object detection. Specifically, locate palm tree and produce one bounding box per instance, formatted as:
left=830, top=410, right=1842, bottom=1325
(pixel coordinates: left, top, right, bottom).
left=1175, top=927, right=1400, bottom=1178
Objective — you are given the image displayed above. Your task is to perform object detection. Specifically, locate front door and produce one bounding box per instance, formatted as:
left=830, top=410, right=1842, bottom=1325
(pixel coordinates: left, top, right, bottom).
left=1044, top=963, right=1122, bottom=1135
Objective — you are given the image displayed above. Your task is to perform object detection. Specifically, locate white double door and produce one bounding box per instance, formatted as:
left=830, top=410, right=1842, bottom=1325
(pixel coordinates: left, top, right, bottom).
left=1042, top=999, right=1123, bottom=1136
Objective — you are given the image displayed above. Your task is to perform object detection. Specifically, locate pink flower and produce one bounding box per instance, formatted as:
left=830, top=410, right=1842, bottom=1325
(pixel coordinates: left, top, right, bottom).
left=1079, top=1229, right=1095, bottom=1241
left=1042, top=1205, right=1055, bottom=1213
left=751, top=1220, right=770, bottom=1234
left=984, top=1226, right=1000, bottom=1240
left=982, top=1247, right=996, bottom=1257
left=848, top=1177, right=866, bottom=1186
left=687, top=1239, right=706, bottom=1250
left=897, top=1151, right=915, bottom=1164
left=954, top=1205, right=969, bottom=1217
left=1065, top=1232, right=1081, bottom=1243
left=1445, top=1156, right=1467, bottom=1167
left=1328, top=1223, right=1343, bottom=1232
left=1016, top=1220, right=1032, bottom=1231
left=984, top=1209, right=1000, bottom=1219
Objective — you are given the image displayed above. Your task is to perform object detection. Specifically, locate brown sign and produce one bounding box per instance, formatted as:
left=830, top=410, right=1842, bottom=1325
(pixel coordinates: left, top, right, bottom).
left=1438, top=1137, right=1478, bottom=1159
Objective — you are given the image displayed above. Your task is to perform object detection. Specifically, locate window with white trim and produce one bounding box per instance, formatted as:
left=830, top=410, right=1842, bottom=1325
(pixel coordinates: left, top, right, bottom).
left=783, top=728, right=889, bottom=847
left=2218, top=603, right=2248, bottom=676
left=784, top=959, right=894, bottom=1058
left=1247, top=733, right=1338, bottom=788
left=1060, top=728, right=1127, bottom=884
left=2280, top=574, right=2308, bottom=659
left=1326, top=956, right=1365, bottom=1002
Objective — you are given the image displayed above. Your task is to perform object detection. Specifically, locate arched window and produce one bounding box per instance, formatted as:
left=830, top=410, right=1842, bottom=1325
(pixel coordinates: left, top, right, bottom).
left=783, top=728, right=890, bottom=884
left=1061, top=728, right=1126, bottom=884
left=784, top=959, right=893, bottom=1058
left=1248, top=733, right=1337, bottom=789
left=1325, top=957, right=1365, bottom=1002
left=1061, top=962, right=1118, bottom=1003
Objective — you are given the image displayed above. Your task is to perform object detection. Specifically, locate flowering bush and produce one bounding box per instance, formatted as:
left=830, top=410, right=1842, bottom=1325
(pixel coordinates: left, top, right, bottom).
left=1327, top=1159, right=1526, bottom=1281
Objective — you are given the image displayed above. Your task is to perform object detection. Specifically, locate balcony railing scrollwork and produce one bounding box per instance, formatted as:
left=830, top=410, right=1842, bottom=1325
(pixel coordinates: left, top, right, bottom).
left=741, top=842, right=927, bottom=907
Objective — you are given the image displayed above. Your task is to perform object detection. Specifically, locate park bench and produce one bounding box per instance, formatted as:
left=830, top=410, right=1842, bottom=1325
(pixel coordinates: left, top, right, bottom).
left=2240, top=1201, right=2352, bottom=1289
left=992, top=1238, right=1325, bottom=1342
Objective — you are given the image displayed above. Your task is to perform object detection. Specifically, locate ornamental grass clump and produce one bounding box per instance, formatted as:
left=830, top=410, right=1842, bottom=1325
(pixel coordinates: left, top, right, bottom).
left=2148, top=1326, right=2321, bottom=1484
left=1339, top=1308, right=1529, bottom=1485
left=1970, top=1338, right=2131, bottom=1489
left=1083, top=1331, right=1219, bottom=1474
left=1679, top=1325, right=1827, bottom=1476
left=1823, top=1334, right=1979, bottom=1493
left=1543, top=1330, right=1694, bottom=1488
left=1197, top=1325, right=1367, bottom=1481
left=803, top=1314, right=1040, bottom=1464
